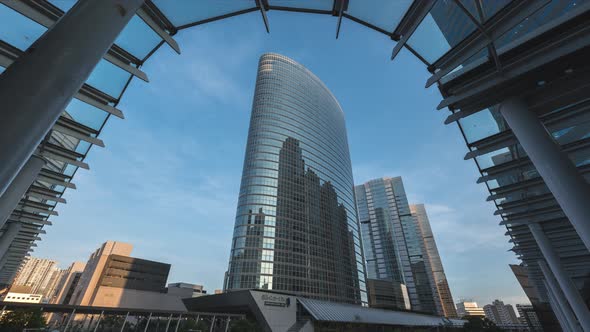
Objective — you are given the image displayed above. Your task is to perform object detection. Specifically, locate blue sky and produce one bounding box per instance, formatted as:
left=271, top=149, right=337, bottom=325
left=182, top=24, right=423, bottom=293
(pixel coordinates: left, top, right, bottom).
left=35, top=10, right=528, bottom=308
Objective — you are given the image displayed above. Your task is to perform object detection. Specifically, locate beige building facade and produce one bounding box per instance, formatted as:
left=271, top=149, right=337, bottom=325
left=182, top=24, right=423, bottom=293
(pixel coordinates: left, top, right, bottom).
left=68, top=241, right=186, bottom=310
left=70, top=241, right=133, bottom=306
left=51, top=261, right=86, bottom=304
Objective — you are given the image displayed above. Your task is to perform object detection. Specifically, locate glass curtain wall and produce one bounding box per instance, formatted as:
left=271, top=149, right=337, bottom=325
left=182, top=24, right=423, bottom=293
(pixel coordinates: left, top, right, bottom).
left=225, top=53, right=367, bottom=305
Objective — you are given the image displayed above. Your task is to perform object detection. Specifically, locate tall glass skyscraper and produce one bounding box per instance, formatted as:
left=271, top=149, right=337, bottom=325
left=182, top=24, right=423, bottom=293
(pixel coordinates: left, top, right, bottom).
left=355, top=177, right=449, bottom=315
left=225, top=53, right=367, bottom=304
left=411, top=204, right=457, bottom=318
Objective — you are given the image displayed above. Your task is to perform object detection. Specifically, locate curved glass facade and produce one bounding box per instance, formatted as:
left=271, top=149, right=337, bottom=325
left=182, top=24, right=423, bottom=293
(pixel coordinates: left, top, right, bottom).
left=225, top=53, right=367, bottom=304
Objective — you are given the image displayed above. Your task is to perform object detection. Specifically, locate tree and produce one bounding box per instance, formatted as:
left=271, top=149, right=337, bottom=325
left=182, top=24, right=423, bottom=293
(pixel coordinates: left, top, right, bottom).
left=229, top=318, right=262, bottom=332
left=178, top=317, right=209, bottom=332
left=462, top=316, right=504, bottom=332
left=0, top=308, right=47, bottom=331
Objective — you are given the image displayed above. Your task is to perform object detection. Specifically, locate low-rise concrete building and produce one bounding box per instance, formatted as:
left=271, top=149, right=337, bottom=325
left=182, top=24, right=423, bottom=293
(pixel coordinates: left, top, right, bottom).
left=68, top=241, right=186, bottom=311
left=184, top=289, right=465, bottom=332
left=167, top=282, right=206, bottom=298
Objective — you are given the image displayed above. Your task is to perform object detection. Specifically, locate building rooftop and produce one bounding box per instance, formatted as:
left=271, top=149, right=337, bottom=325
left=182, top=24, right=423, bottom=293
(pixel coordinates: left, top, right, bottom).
left=298, top=297, right=463, bottom=327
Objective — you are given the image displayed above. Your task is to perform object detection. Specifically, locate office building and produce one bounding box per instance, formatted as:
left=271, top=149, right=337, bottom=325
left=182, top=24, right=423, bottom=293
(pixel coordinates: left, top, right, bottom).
left=355, top=177, right=440, bottom=314
left=69, top=241, right=185, bottom=310
left=224, top=53, right=366, bottom=304
left=366, top=278, right=410, bottom=311
left=516, top=304, right=543, bottom=332
left=51, top=261, right=85, bottom=304
left=483, top=300, right=519, bottom=325
left=1, top=1, right=588, bottom=329
left=167, top=282, right=206, bottom=298
left=456, top=301, right=485, bottom=318
left=411, top=204, right=457, bottom=318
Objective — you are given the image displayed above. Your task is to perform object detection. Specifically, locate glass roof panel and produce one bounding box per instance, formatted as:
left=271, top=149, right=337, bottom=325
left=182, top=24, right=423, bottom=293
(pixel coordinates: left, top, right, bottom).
left=407, top=0, right=477, bottom=63
left=494, top=0, right=584, bottom=53
left=75, top=140, right=91, bottom=155
left=85, top=59, right=132, bottom=99
left=48, top=0, right=77, bottom=13
left=571, top=148, right=590, bottom=167
left=63, top=164, right=78, bottom=177
left=115, top=15, right=162, bottom=59
left=480, top=0, right=512, bottom=21
left=346, top=0, right=413, bottom=32
left=64, top=99, right=108, bottom=131
left=553, top=119, right=590, bottom=146
left=152, top=0, right=257, bottom=27
left=0, top=4, right=46, bottom=51
left=493, top=184, right=550, bottom=205
left=459, top=106, right=507, bottom=143
left=268, top=0, right=333, bottom=10
left=476, top=144, right=526, bottom=170
left=458, top=0, right=479, bottom=20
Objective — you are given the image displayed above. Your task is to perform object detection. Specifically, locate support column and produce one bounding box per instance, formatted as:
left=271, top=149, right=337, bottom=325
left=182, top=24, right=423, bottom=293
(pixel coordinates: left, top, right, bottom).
left=530, top=224, right=590, bottom=330
left=93, top=311, right=104, bottom=332
left=143, top=313, right=152, bottom=332
left=0, top=222, right=23, bottom=260
left=0, top=156, right=45, bottom=229
left=499, top=97, right=590, bottom=251
left=540, top=266, right=580, bottom=332
left=210, top=316, right=216, bottom=332
left=546, top=281, right=572, bottom=332
left=174, top=314, right=182, bottom=332
left=63, top=309, right=76, bottom=332
left=0, top=0, right=145, bottom=197
left=120, top=312, right=129, bottom=332
left=165, top=313, right=172, bottom=332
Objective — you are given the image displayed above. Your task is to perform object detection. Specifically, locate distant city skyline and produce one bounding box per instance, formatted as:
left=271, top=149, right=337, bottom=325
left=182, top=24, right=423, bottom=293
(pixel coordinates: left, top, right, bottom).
left=30, top=10, right=528, bottom=309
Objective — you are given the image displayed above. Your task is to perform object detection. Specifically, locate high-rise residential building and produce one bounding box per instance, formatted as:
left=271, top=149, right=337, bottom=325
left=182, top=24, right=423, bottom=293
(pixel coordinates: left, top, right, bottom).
left=411, top=204, right=457, bottom=318
left=456, top=301, right=485, bottom=318
left=51, top=261, right=86, bottom=304
left=483, top=300, right=519, bottom=325
left=224, top=53, right=367, bottom=305
left=10, top=257, right=61, bottom=300
left=354, top=177, right=439, bottom=314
